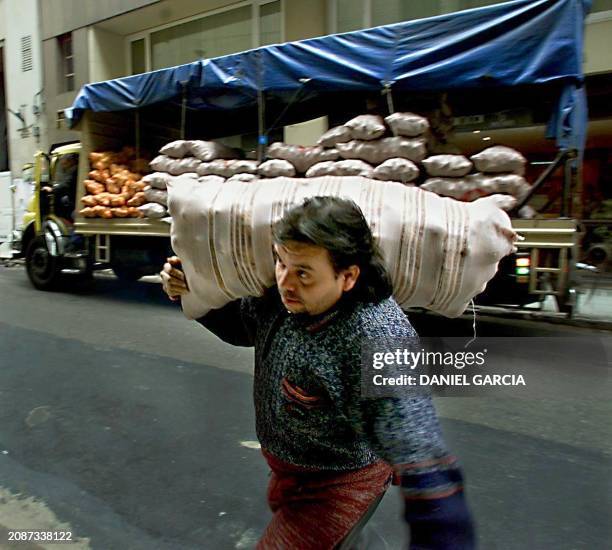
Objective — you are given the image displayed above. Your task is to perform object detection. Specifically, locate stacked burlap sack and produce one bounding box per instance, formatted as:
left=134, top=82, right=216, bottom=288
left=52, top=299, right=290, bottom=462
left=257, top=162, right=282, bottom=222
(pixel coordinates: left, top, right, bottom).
left=420, top=146, right=530, bottom=202
left=167, top=176, right=518, bottom=319
left=147, top=140, right=261, bottom=218
left=151, top=118, right=533, bottom=207
left=263, top=113, right=427, bottom=184
left=79, top=147, right=154, bottom=219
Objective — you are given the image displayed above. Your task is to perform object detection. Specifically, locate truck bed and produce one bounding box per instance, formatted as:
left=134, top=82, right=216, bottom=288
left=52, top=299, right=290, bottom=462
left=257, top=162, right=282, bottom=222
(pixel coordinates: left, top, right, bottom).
left=74, top=111, right=179, bottom=238
left=74, top=218, right=170, bottom=237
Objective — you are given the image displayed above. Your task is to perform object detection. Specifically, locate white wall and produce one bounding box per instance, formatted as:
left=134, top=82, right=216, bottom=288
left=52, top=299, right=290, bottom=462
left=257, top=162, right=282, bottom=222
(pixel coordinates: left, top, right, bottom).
left=0, top=0, right=6, bottom=41
left=3, top=0, right=45, bottom=178
left=0, top=172, right=12, bottom=246
left=88, top=27, right=126, bottom=83
left=584, top=16, right=612, bottom=74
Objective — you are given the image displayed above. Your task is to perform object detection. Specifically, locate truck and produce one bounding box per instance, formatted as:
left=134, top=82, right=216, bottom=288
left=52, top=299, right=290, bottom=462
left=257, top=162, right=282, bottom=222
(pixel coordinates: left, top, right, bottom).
left=16, top=136, right=173, bottom=289
left=14, top=0, right=589, bottom=316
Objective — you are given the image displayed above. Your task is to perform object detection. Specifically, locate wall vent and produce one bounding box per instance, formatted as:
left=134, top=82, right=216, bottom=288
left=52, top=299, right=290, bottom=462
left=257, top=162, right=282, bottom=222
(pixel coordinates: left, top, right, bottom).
left=21, top=36, right=33, bottom=72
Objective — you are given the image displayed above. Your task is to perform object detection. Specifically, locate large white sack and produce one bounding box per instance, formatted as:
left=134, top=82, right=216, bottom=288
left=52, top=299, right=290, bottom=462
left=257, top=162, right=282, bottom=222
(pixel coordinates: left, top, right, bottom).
left=317, top=125, right=352, bottom=147
left=337, top=137, right=427, bottom=164
left=373, top=158, right=419, bottom=183
left=198, top=159, right=259, bottom=177
left=160, top=140, right=191, bottom=159
left=142, top=172, right=171, bottom=190
left=267, top=143, right=339, bottom=173
left=306, top=160, right=374, bottom=178
left=422, top=155, right=472, bottom=177
left=385, top=112, right=429, bottom=137
left=467, top=173, right=531, bottom=198
left=167, top=176, right=518, bottom=320
left=189, top=140, right=239, bottom=161
left=139, top=202, right=167, bottom=219
left=150, top=155, right=200, bottom=176
left=143, top=187, right=168, bottom=206
left=345, top=115, right=386, bottom=140
left=258, top=159, right=296, bottom=177
left=471, top=146, right=526, bottom=175
left=422, top=174, right=530, bottom=201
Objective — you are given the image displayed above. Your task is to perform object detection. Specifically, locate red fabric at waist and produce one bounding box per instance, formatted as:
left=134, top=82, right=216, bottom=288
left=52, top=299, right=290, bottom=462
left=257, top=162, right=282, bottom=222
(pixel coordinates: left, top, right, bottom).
left=258, top=448, right=394, bottom=549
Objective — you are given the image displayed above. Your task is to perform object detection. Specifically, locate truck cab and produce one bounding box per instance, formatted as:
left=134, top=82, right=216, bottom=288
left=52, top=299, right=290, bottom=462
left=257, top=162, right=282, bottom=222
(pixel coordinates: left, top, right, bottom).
left=17, top=142, right=91, bottom=289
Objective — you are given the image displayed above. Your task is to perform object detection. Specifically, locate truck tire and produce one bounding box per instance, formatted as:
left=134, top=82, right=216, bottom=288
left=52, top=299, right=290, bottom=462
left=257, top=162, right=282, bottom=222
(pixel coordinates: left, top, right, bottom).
left=26, top=236, right=63, bottom=290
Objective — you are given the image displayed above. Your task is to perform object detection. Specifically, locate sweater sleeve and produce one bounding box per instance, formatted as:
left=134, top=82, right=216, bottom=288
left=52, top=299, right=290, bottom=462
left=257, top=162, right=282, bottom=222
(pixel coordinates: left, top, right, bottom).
left=195, top=297, right=258, bottom=347
left=345, top=333, right=476, bottom=549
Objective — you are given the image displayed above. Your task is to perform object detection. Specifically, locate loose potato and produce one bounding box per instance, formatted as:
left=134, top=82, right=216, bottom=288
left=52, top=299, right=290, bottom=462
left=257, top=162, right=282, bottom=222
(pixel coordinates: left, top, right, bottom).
left=95, top=192, right=112, bottom=206
left=126, top=191, right=146, bottom=207
left=79, top=207, right=96, bottom=218
left=110, top=194, right=126, bottom=207
left=81, top=195, right=97, bottom=207
left=127, top=206, right=144, bottom=218
left=112, top=206, right=130, bottom=218
left=85, top=180, right=106, bottom=195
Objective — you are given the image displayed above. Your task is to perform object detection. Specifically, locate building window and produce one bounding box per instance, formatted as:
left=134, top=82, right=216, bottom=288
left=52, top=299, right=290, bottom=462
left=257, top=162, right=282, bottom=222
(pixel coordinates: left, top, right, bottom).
left=336, top=0, right=366, bottom=32
left=58, top=33, right=74, bottom=92
left=56, top=109, right=66, bottom=129
left=150, top=6, right=252, bottom=70
left=332, top=0, right=439, bottom=32
left=591, top=0, right=612, bottom=12
left=332, top=0, right=572, bottom=32
left=129, top=2, right=283, bottom=73
left=130, top=38, right=146, bottom=75
left=371, top=0, right=439, bottom=27
left=259, top=0, right=281, bottom=46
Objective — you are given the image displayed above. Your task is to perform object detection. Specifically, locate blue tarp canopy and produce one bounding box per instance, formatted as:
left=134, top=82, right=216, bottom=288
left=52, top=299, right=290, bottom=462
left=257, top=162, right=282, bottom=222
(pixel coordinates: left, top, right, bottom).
left=66, top=0, right=590, bottom=151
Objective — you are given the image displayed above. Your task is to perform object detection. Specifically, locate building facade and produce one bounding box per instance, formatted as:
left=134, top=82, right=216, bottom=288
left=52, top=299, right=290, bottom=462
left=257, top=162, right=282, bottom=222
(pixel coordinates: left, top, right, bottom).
left=0, top=0, right=46, bottom=253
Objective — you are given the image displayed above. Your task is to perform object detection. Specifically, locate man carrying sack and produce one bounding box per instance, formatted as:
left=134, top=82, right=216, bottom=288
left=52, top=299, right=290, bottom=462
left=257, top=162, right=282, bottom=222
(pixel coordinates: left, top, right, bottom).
left=161, top=196, right=475, bottom=549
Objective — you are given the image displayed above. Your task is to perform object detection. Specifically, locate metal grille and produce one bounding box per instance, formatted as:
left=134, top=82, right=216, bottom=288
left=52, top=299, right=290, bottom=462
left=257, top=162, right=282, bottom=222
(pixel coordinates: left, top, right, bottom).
left=21, top=36, right=32, bottom=72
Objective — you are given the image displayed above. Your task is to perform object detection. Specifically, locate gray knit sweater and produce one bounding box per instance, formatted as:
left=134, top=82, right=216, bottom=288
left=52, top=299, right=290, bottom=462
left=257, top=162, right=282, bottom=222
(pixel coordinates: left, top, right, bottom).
left=197, top=287, right=450, bottom=471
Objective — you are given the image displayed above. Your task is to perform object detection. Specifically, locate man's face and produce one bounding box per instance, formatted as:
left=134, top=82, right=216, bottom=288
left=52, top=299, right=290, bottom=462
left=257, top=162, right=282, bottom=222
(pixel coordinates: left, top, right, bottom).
left=274, top=241, right=359, bottom=316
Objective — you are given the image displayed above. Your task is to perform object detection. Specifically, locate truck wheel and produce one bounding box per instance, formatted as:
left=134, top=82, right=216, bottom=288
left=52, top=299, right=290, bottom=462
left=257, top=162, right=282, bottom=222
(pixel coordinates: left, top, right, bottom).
left=111, top=264, right=146, bottom=282
left=26, top=236, right=62, bottom=290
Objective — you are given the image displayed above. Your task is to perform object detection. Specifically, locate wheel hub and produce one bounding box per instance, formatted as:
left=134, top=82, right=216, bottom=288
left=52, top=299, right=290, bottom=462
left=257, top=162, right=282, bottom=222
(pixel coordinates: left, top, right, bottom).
left=31, top=247, right=50, bottom=276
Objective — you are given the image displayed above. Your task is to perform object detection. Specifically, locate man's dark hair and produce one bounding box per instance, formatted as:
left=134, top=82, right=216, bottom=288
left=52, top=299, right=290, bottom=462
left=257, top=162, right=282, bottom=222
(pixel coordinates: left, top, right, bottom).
left=272, top=196, right=393, bottom=303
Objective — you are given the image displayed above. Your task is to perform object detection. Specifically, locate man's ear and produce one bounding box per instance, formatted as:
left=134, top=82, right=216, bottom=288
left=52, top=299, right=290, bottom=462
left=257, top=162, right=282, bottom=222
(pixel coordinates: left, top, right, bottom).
left=341, top=265, right=360, bottom=292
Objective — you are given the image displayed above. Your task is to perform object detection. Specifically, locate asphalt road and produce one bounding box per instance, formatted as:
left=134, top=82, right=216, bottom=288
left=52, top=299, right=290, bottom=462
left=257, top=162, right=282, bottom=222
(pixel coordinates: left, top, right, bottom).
left=0, top=266, right=610, bottom=550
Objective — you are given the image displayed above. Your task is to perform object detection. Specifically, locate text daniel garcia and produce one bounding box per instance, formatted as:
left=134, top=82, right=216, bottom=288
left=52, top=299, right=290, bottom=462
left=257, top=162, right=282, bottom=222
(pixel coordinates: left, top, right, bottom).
left=373, top=374, right=526, bottom=386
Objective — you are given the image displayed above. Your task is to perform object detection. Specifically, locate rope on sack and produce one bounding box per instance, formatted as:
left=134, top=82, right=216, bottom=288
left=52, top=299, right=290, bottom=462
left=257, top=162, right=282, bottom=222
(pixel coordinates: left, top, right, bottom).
left=464, top=299, right=478, bottom=348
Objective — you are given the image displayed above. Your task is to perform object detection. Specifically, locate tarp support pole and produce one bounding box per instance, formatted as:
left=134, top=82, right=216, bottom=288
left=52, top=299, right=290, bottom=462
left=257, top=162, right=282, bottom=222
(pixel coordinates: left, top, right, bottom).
left=180, top=83, right=187, bottom=140
left=562, top=151, right=577, bottom=218
left=257, top=89, right=266, bottom=162
left=513, top=149, right=568, bottom=213
left=383, top=83, right=394, bottom=114
left=135, top=109, right=141, bottom=160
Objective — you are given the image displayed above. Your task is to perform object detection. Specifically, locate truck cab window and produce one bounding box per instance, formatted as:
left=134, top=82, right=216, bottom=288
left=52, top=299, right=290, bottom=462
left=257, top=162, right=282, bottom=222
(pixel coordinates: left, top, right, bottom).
left=51, top=152, right=79, bottom=220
